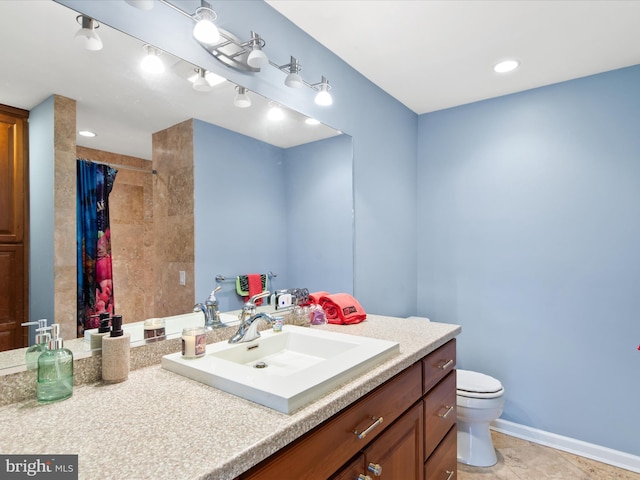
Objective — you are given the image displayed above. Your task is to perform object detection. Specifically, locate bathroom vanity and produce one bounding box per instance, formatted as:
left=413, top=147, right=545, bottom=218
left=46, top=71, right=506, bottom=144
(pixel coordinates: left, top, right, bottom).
left=0, top=315, right=460, bottom=480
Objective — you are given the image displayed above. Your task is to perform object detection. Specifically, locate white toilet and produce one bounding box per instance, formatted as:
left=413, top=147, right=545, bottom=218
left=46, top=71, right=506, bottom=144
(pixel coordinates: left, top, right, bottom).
left=456, top=369, right=505, bottom=467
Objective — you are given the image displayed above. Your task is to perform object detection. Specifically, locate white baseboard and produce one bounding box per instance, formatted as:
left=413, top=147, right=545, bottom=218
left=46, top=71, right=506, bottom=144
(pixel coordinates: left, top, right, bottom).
left=491, top=418, right=640, bottom=474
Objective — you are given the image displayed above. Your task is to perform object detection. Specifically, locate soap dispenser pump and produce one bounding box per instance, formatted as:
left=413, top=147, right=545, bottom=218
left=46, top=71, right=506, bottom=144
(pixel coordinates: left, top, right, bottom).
left=102, top=315, right=130, bottom=384
left=22, top=319, right=51, bottom=370
left=37, top=323, right=73, bottom=403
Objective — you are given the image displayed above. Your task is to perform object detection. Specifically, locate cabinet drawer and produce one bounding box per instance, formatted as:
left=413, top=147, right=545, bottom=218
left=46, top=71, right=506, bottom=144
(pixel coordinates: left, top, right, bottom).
left=423, top=339, right=456, bottom=394
left=424, top=425, right=457, bottom=480
left=242, top=362, right=422, bottom=480
left=424, top=371, right=456, bottom=459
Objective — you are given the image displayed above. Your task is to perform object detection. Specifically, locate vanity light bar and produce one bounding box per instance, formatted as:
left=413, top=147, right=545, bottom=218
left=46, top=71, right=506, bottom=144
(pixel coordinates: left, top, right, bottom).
left=154, top=0, right=334, bottom=106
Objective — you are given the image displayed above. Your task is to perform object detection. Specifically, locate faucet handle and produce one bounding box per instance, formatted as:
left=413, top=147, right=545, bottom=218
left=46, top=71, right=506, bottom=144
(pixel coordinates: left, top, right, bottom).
left=249, top=291, right=270, bottom=304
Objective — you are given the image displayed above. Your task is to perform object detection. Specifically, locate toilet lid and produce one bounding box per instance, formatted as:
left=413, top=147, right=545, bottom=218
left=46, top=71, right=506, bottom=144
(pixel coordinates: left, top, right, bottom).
left=457, top=369, right=503, bottom=395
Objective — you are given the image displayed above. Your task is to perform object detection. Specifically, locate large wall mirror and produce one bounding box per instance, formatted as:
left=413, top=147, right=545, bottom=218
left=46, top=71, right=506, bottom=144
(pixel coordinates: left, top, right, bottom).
left=0, top=0, right=353, bottom=372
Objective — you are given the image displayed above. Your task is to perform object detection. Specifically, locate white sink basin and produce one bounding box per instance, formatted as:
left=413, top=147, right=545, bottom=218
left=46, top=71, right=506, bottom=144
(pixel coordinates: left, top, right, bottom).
left=161, top=325, right=399, bottom=413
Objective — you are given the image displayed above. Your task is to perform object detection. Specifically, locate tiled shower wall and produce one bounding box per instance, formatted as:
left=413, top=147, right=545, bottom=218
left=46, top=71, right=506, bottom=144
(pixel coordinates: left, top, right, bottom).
left=151, top=119, right=195, bottom=317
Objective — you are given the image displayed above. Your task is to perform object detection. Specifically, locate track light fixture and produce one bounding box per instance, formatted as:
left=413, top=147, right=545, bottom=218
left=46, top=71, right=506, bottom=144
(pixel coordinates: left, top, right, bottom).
left=153, top=0, right=335, bottom=105
left=192, top=68, right=212, bottom=92
left=74, top=15, right=103, bottom=51
left=267, top=102, right=284, bottom=121
left=192, top=2, right=220, bottom=45
left=141, top=44, right=164, bottom=74
left=313, top=77, right=333, bottom=106
left=278, top=56, right=304, bottom=89
left=246, top=31, right=269, bottom=69
left=233, top=86, right=252, bottom=108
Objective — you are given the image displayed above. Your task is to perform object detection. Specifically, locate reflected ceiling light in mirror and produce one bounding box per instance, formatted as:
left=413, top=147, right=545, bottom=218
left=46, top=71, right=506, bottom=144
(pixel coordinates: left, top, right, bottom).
left=267, top=102, right=285, bottom=121
left=192, top=3, right=220, bottom=45
left=313, top=77, right=333, bottom=106
left=192, top=68, right=212, bottom=92
left=280, top=56, right=303, bottom=88
left=125, top=0, right=154, bottom=10
left=246, top=31, right=269, bottom=68
left=305, top=118, right=320, bottom=126
left=74, top=15, right=102, bottom=51
left=234, top=86, right=252, bottom=108
left=141, top=44, right=164, bottom=74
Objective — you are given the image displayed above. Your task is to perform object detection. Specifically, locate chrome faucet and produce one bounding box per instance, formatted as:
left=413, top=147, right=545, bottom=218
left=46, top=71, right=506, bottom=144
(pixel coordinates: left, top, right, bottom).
left=228, top=312, right=277, bottom=344
left=229, top=291, right=274, bottom=343
left=194, top=286, right=223, bottom=330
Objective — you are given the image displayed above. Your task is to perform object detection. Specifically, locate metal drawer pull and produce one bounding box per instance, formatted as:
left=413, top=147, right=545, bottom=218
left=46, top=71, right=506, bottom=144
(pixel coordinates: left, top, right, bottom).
left=353, top=416, right=383, bottom=439
left=357, top=475, right=372, bottom=480
left=367, top=463, right=383, bottom=476
left=439, top=405, right=455, bottom=419
left=437, top=359, right=454, bottom=370
left=445, top=470, right=454, bottom=480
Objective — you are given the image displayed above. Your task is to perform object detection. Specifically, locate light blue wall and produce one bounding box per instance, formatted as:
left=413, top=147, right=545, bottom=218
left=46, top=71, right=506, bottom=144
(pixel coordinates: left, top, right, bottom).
left=28, top=96, right=56, bottom=334
left=284, top=135, right=354, bottom=294
left=417, top=65, right=640, bottom=456
left=193, top=120, right=287, bottom=311
left=193, top=122, right=354, bottom=311
left=59, top=0, right=419, bottom=318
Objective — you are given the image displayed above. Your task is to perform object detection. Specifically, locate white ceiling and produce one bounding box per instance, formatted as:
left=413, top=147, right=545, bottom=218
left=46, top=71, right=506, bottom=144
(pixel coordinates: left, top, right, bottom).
left=266, top=0, right=640, bottom=114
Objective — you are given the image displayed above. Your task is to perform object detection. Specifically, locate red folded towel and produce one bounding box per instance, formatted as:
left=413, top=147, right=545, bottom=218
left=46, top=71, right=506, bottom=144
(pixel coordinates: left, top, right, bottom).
left=247, top=274, right=264, bottom=306
left=309, top=291, right=330, bottom=305
left=319, top=293, right=367, bottom=325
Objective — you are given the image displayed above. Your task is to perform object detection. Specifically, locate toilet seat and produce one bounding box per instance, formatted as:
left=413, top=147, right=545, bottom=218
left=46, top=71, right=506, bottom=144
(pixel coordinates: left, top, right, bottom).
left=457, top=369, right=504, bottom=399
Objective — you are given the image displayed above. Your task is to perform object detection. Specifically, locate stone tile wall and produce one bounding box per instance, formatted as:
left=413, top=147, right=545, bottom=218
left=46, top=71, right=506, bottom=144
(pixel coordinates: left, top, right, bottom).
left=151, top=119, right=195, bottom=316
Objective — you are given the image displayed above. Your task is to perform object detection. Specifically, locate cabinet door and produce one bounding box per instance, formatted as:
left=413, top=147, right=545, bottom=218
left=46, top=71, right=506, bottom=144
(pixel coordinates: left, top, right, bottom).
left=332, top=454, right=368, bottom=480
left=363, top=402, right=424, bottom=480
left=0, top=108, right=27, bottom=244
left=424, top=425, right=457, bottom=480
left=0, top=244, right=26, bottom=350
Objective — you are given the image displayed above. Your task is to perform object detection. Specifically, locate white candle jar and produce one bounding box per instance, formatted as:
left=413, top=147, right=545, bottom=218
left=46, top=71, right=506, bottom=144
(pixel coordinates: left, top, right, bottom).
left=182, top=327, right=206, bottom=358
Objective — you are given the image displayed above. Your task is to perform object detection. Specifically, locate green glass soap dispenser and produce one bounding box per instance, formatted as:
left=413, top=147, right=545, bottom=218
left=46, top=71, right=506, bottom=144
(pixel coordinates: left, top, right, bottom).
left=22, top=319, right=51, bottom=370
left=37, top=323, right=74, bottom=403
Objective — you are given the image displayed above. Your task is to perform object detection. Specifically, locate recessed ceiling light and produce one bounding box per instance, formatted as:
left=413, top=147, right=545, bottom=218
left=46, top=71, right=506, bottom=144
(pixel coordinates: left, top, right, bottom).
left=305, top=118, right=320, bottom=125
left=78, top=130, right=96, bottom=137
left=493, top=60, right=520, bottom=73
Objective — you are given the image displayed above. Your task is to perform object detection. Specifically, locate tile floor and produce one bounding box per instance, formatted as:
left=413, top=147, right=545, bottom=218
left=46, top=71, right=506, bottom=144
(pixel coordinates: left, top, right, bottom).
left=457, top=431, right=640, bottom=480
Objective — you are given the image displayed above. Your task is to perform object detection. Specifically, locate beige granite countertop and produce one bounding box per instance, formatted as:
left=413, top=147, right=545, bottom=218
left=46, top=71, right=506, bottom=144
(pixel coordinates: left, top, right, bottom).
left=0, top=315, right=460, bottom=480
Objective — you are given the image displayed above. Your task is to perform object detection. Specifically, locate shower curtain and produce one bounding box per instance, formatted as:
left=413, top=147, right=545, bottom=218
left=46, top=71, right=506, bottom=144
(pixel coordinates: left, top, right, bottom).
left=76, top=159, right=118, bottom=336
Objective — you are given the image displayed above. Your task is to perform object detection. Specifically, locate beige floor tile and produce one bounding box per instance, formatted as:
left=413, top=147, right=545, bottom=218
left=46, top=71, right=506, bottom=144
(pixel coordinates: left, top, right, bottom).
left=557, top=451, right=640, bottom=480
left=456, top=431, right=640, bottom=480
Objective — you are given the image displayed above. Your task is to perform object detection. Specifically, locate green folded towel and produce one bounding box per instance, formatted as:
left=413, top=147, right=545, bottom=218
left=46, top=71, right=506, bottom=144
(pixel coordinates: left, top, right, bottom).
left=236, top=274, right=268, bottom=296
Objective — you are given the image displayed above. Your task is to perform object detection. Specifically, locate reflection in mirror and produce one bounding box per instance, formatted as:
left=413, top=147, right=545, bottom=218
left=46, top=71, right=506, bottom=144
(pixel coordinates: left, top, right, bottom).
left=0, top=0, right=353, bottom=373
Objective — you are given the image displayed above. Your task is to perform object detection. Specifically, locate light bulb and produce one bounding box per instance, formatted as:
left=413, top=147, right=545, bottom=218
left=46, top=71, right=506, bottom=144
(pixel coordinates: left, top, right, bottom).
left=315, top=88, right=332, bottom=106
left=247, top=49, right=268, bottom=68
left=193, top=70, right=212, bottom=92
left=493, top=60, right=520, bottom=73
left=267, top=104, right=284, bottom=121
left=193, top=7, right=220, bottom=45
left=125, top=0, right=154, bottom=10
left=74, top=16, right=102, bottom=51
left=285, top=72, right=303, bottom=88
left=234, top=87, right=251, bottom=108
left=141, top=46, right=164, bottom=74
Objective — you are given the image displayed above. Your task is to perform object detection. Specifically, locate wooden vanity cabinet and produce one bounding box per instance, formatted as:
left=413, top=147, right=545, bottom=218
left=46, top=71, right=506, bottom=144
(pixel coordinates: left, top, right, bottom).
left=239, top=339, right=457, bottom=480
